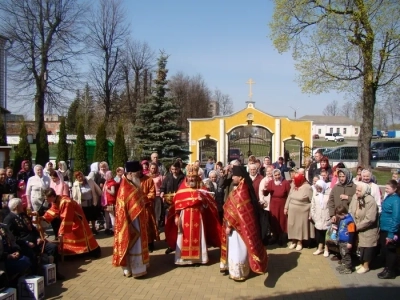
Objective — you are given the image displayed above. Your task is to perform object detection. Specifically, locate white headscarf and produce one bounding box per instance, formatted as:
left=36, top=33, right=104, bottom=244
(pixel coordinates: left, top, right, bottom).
left=315, top=179, right=328, bottom=208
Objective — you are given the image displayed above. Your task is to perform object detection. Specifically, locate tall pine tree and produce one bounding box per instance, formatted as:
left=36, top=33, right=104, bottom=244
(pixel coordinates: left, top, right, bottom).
left=66, top=91, right=81, bottom=134
left=13, top=122, right=32, bottom=174
left=113, top=123, right=128, bottom=171
left=135, top=53, right=189, bottom=164
left=94, top=122, right=108, bottom=163
left=35, top=127, right=50, bottom=166
left=57, top=117, right=68, bottom=165
left=74, top=123, right=87, bottom=174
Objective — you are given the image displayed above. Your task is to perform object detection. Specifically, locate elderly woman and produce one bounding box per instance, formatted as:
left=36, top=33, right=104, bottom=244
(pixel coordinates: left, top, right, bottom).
left=349, top=182, right=379, bottom=274
left=360, top=169, right=382, bottom=213
left=264, top=169, right=291, bottom=245
left=43, top=162, right=55, bottom=177
left=284, top=173, right=313, bottom=251
left=377, top=180, right=400, bottom=279
left=17, top=160, right=34, bottom=184
left=57, top=161, right=71, bottom=182
left=72, top=171, right=102, bottom=234
left=311, top=180, right=331, bottom=256
left=26, top=165, right=51, bottom=214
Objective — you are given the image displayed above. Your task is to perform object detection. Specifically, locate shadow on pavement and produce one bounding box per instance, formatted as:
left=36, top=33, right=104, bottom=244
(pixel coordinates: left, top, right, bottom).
left=235, top=286, right=400, bottom=300
left=264, top=252, right=300, bottom=288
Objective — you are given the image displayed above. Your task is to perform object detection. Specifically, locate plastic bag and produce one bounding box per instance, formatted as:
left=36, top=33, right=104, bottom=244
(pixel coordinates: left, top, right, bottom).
left=325, top=224, right=338, bottom=245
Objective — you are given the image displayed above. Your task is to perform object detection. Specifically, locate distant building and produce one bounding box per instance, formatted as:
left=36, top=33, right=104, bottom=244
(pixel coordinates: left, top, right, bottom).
left=299, top=115, right=360, bottom=138
left=7, top=114, right=62, bottom=137
left=207, top=101, right=219, bottom=117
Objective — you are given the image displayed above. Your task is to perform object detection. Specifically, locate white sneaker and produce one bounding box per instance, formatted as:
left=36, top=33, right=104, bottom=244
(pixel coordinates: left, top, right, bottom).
left=355, top=265, right=362, bottom=271
left=323, top=250, right=329, bottom=257
left=313, top=249, right=323, bottom=255
left=295, top=244, right=303, bottom=251
left=288, top=243, right=296, bottom=249
left=356, top=266, right=370, bottom=274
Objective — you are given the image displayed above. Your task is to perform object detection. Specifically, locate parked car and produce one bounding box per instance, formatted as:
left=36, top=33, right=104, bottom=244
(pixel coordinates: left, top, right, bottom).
left=313, top=134, right=320, bottom=139
left=371, top=141, right=400, bottom=153
left=377, top=147, right=400, bottom=161
left=323, top=146, right=358, bottom=160
left=325, top=132, right=345, bottom=142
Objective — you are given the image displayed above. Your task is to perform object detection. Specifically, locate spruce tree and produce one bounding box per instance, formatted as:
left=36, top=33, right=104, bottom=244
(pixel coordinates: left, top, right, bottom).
left=74, top=123, right=87, bottom=174
left=94, top=122, right=108, bottom=163
left=135, top=53, right=189, bottom=164
left=57, top=117, right=68, bottom=165
left=66, top=91, right=81, bottom=134
left=113, top=123, right=128, bottom=171
left=0, top=117, right=7, bottom=146
left=13, top=122, right=32, bottom=174
left=35, top=127, right=50, bottom=167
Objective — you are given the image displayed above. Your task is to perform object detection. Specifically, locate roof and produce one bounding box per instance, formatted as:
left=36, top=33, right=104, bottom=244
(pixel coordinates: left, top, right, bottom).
left=299, top=115, right=360, bottom=126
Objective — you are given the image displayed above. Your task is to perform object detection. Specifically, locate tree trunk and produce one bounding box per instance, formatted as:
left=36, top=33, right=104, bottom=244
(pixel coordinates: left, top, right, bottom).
left=358, top=80, right=376, bottom=168
left=34, top=84, right=45, bottom=136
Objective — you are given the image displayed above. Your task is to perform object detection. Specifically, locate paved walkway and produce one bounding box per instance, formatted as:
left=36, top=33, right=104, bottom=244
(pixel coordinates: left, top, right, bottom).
left=44, top=232, right=400, bottom=300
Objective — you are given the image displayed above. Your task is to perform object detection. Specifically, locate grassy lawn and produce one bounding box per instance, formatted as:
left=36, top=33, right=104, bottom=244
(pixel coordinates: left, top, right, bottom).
left=371, top=168, right=394, bottom=185
left=313, top=140, right=347, bottom=147
left=10, top=144, right=60, bottom=162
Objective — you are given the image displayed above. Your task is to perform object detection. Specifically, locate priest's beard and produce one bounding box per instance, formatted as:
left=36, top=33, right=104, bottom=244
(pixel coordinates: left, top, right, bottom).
left=188, top=180, right=198, bottom=189
left=130, top=176, right=141, bottom=187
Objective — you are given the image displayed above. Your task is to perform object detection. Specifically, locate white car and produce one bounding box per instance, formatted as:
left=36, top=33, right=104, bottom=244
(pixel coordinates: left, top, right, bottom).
left=325, top=133, right=345, bottom=142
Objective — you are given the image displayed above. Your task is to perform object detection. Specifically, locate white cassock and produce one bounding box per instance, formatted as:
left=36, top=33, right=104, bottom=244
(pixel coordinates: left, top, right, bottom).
left=175, top=210, right=209, bottom=265
left=122, top=218, right=148, bottom=277
left=220, top=230, right=250, bottom=280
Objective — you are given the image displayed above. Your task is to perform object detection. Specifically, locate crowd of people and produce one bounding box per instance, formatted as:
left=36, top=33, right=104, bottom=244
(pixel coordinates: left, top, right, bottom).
left=1, top=151, right=399, bottom=288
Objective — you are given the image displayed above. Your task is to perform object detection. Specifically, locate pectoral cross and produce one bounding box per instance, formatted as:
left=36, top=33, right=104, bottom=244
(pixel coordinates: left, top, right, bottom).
left=246, top=78, right=255, bottom=100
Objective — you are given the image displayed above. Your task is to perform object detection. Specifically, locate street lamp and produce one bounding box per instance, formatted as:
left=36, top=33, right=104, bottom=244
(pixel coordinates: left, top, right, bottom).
left=246, top=120, right=253, bottom=157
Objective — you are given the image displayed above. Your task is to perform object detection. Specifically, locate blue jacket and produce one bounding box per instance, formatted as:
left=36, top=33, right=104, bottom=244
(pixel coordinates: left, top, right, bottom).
left=338, top=214, right=355, bottom=243
left=380, top=193, right=400, bottom=239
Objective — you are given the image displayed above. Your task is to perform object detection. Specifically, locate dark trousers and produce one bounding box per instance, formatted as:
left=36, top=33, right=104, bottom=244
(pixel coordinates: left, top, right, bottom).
left=379, top=231, right=398, bottom=272
left=51, top=217, right=61, bottom=237
left=315, top=229, right=327, bottom=245
left=339, top=242, right=352, bottom=269
left=21, top=242, right=59, bottom=274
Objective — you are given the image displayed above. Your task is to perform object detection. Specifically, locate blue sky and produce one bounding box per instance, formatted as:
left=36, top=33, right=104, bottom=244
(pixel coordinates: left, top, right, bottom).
left=124, top=0, right=343, bottom=118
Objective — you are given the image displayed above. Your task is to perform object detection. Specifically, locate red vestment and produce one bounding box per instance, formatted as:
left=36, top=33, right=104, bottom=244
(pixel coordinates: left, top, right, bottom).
left=165, top=181, right=221, bottom=259
left=140, top=175, right=160, bottom=242
left=112, top=176, right=149, bottom=267
left=42, top=196, right=99, bottom=255
left=221, top=180, right=268, bottom=274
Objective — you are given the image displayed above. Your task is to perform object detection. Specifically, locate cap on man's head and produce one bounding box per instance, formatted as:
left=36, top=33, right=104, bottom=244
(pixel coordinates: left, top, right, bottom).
left=232, top=165, right=247, bottom=177
left=125, top=161, right=142, bottom=173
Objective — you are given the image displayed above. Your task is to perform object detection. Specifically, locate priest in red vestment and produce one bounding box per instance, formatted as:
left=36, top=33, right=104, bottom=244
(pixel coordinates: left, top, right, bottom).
left=165, top=164, right=221, bottom=265
left=42, top=188, right=101, bottom=257
left=112, top=161, right=149, bottom=278
left=220, top=165, right=268, bottom=281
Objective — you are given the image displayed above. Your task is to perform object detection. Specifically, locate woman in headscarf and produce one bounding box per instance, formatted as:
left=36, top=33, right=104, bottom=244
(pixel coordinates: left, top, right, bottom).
left=102, top=171, right=118, bottom=235
left=43, top=161, right=55, bottom=177
left=284, top=173, right=313, bottom=251
left=360, top=169, right=382, bottom=213
left=72, top=171, right=102, bottom=234
left=17, top=160, right=34, bottom=184
left=263, top=169, right=291, bottom=246
left=349, top=181, right=379, bottom=274
left=58, top=161, right=71, bottom=182
left=141, top=160, right=150, bottom=175
left=26, top=164, right=51, bottom=213
left=311, top=180, right=331, bottom=256
left=49, top=170, right=69, bottom=239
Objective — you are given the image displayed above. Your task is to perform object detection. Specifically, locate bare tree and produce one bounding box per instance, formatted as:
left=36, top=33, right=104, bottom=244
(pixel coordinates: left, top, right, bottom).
left=214, top=88, right=233, bottom=115
left=86, top=0, right=129, bottom=125
left=0, top=0, right=86, bottom=135
left=322, top=100, right=340, bottom=116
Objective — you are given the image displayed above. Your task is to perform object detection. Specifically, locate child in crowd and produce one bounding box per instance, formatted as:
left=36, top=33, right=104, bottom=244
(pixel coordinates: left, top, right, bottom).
left=335, top=205, right=356, bottom=274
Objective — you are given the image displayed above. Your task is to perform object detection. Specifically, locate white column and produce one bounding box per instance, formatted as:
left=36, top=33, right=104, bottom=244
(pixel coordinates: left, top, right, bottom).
left=274, top=119, right=281, bottom=160
left=219, top=119, right=225, bottom=165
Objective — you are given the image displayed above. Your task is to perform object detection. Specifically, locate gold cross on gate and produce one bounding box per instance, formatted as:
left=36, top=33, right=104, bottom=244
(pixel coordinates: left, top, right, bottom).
left=246, top=78, right=255, bottom=100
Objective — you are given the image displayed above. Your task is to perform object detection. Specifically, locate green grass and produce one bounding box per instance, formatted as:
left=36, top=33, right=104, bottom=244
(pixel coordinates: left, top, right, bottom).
left=10, top=144, right=60, bottom=162
left=371, top=169, right=393, bottom=185
left=313, top=140, right=347, bottom=147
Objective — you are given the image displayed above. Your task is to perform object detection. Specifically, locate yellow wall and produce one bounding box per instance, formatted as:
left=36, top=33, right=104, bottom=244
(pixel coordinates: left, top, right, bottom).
left=188, top=105, right=312, bottom=163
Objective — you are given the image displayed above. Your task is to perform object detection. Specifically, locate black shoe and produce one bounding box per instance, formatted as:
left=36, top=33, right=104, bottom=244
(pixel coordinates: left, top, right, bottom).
left=377, top=268, right=388, bottom=277
left=165, top=247, right=174, bottom=254
left=91, top=228, right=98, bottom=235
left=378, top=269, right=396, bottom=279
left=268, top=238, right=277, bottom=245
left=148, top=243, right=154, bottom=253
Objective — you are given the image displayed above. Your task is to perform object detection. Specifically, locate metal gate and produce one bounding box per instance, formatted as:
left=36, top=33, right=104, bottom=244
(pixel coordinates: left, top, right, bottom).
left=199, top=139, right=217, bottom=166
left=227, top=126, right=273, bottom=164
